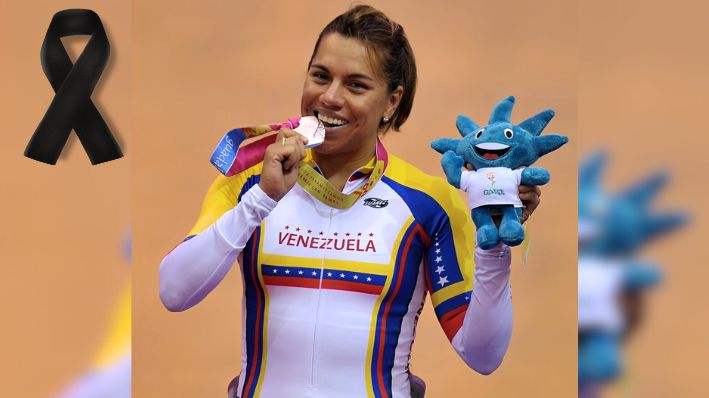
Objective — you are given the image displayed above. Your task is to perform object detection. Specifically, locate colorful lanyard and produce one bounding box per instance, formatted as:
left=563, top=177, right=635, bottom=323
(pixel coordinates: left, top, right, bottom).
left=211, top=117, right=302, bottom=176
left=210, top=119, right=388, bottom=209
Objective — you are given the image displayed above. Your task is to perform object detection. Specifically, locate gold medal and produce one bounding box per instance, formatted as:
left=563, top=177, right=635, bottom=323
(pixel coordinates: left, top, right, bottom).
left=296, top=140, right=387, bottom=209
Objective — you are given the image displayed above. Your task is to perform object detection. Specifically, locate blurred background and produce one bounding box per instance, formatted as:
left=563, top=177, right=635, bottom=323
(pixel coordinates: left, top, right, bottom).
left=0, top=1, right=131, bottom=397
left=3, top=0, right=708, bottom=397
left=578, top=0, right=708, bottom=396
left=132, top=1, right=576, bottom=397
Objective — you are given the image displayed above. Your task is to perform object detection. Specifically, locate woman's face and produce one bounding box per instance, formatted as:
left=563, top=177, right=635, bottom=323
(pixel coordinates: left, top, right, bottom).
left=301, top=33, right=402, bottom=156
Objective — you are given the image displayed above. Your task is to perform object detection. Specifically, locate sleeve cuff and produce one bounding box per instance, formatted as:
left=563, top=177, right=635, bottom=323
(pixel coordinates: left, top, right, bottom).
left=247, top=184, right=279, bottom=211
left=475, top=241, right=511, bottom=258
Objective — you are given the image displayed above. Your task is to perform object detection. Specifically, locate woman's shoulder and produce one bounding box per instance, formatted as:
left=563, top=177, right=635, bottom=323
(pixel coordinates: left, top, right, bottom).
left=386, top=154, right=456, bottom=195
left=384, top=154, right=464, bottom=210
left=203, top=161, right=266, bottom=203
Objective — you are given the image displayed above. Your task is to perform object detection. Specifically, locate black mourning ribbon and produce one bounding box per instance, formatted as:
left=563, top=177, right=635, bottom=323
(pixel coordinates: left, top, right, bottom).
left=25, top=9, right=122, bottom=165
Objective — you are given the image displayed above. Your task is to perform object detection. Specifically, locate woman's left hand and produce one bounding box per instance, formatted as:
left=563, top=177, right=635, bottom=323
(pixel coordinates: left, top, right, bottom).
left=518, top=185, right=541, bottom=224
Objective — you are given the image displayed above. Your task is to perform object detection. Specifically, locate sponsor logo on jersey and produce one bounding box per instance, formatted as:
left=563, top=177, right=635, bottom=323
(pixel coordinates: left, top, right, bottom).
left=363, top=197, right=388, bottom=208
left=483, top=189, right=505, bottom=196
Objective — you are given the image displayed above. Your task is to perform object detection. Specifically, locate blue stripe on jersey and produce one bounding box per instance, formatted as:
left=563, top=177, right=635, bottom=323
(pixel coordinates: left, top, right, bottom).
left=371, top=221, right=424, bottom=398
left=434, top=290, right=473, bottom=320
left=261, top=264, right=387, bottom=286
left=381, top=176, right=465, bottom=293
left=237, top=174, right=261, bottom=203
left=242, top=228, right=265, bottom=398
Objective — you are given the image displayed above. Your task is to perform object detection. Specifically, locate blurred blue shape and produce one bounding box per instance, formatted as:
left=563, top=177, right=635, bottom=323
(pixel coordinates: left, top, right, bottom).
left=578, top=151, right=688, bottom=396
left=578, top=331, right=622, bottom=382
left=578, top=152, right=687, bottom=257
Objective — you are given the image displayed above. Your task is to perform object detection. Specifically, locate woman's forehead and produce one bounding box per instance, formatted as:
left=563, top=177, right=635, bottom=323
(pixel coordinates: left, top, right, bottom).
left=311, top=33, right=383, bottom=80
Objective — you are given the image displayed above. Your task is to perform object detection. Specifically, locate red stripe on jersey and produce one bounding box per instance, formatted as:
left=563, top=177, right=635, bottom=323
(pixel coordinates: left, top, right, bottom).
left=440, top=303, right=469, bottom=341
left=262, top=275, right=320, bottom=289
left=376, top=223, right=423, bottom=398
left=323, top=279, right=384, bottom=295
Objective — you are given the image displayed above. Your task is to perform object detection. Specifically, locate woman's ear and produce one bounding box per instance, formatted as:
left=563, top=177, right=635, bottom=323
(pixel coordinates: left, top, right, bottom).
left=386, top=85, right=404, bottom=118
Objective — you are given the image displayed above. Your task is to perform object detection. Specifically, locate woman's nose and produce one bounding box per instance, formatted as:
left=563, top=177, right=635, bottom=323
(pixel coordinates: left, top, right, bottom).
left=320, top=82, right=345, bottom=108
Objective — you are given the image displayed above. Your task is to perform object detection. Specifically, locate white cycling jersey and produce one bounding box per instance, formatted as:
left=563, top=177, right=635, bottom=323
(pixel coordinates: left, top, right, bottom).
left=160, top=141, right=513, bottom=398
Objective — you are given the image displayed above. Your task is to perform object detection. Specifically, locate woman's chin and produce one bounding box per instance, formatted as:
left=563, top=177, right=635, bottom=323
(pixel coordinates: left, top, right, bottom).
left=312, top=139, right=340, bottom=155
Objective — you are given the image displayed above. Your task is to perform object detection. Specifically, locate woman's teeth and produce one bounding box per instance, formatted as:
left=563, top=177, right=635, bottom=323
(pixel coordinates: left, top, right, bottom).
left=317, top=113, right=349, bottom=127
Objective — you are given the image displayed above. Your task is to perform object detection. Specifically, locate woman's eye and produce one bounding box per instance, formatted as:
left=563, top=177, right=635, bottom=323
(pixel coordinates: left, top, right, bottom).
left=311, top=71, right=328, bottom=81
left=348, top=81, right=368, bottom=90
left=504, top=128, right=514, bottom=139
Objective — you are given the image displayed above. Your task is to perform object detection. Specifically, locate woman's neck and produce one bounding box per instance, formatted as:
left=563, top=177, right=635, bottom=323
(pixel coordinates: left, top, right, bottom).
left=312, top=139, right=377, bottom=191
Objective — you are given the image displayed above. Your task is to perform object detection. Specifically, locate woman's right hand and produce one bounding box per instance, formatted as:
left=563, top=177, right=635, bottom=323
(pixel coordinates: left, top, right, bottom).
left=259, top=129, right=308, bottom=201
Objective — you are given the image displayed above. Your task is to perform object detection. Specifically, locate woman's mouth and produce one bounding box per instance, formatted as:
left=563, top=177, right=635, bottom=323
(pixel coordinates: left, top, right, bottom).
left=315, top=111, right=350, bottom=129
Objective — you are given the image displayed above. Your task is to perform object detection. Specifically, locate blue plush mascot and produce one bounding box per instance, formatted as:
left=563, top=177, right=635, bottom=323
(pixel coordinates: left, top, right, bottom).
left=431, top=96, right=568, bottom=249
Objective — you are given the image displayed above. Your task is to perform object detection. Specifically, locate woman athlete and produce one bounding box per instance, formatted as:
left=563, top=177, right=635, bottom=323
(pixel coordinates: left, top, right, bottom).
left=159, top=5, right=542, bottom=398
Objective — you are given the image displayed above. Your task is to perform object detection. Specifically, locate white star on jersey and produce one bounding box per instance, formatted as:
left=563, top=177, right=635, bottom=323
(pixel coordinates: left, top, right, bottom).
left=431, top=235, right=451, bottom=289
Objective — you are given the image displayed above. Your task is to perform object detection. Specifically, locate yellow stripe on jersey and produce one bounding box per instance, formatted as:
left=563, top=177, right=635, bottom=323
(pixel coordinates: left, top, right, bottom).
left=434, top=277, right=475, bottom=303
left=260, top=253, right=323, bottom=269
left=187, top=162, right=264, bottom=237
left=260, top=253, right=392, bottom=275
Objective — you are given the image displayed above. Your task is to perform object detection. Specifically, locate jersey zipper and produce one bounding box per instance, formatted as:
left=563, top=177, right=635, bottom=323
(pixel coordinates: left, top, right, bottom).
left=309, top=207, right=334, bottom=391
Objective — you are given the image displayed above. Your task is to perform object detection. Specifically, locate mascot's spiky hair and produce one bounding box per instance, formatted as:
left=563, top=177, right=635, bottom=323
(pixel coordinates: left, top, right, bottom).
left=431, top=96, right=567, bottom=171
left=578, top=151, right=688, bottom=256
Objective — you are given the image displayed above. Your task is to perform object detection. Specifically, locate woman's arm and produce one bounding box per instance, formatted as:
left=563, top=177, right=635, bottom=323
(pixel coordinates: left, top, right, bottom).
left=159, top=129, right=308, bottom=312
left=426, top=180, right=541, bottom=374
left=451, top=242, right=512, bottom=375
left=159, top=184, right=276, bottom=312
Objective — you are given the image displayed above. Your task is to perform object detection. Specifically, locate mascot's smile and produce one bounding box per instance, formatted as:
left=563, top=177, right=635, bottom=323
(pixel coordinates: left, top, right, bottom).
left=474, top=142, right=511, bottom=160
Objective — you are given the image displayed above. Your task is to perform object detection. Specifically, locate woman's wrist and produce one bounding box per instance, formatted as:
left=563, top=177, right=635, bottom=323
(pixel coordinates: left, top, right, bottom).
left=258, top=181, right=282, bottom=202
left=475, top=241, right=511, bottom=260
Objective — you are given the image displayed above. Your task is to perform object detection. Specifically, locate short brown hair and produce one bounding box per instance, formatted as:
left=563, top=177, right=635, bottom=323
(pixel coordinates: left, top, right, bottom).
left=308, top=4, right=417, bottom=133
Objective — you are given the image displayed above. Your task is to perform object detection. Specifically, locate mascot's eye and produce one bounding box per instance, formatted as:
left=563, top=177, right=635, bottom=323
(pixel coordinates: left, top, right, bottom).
left=504, top=128, right=514, bottom=139
left=474, top=129, right=484, bottom=139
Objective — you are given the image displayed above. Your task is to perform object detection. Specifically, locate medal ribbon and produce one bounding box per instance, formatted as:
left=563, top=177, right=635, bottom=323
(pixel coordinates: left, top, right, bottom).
left=25, top=9, right=123, bottom=165
left=210, top=117, right=302, bottom=176
left=211, top=123, right=388, bottom=209
left=296, top=139, right=388, bottom=209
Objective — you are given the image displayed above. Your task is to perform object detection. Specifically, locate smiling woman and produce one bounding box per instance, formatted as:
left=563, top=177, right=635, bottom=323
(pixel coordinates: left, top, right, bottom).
left=300, top=33, right=403, bottom=190
left=157, top=4, right=544, bottom=398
